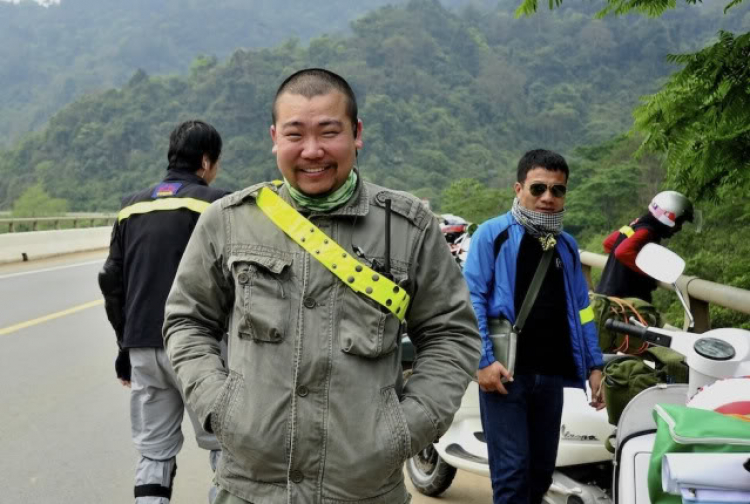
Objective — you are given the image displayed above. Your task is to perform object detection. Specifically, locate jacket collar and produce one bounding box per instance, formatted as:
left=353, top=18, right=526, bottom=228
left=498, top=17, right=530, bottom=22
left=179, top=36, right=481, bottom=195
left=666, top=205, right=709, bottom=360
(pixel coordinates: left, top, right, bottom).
left=163, top=169, right=207, bottom=186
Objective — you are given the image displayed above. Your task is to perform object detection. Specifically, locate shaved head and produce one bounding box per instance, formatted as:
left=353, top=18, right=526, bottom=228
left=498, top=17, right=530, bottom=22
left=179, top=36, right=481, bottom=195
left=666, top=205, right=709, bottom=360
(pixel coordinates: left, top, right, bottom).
left=272, top=68, right=358, bottom=137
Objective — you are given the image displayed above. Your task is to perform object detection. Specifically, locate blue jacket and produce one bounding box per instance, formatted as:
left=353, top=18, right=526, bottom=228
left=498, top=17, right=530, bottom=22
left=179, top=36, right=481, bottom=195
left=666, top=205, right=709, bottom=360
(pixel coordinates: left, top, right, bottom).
left=463, top=211, right=603, bottom=389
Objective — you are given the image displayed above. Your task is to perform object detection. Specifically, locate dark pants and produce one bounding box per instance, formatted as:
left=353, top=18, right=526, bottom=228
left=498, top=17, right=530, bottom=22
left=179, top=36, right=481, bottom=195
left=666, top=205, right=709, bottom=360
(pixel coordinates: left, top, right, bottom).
left=479, top=374, right=564, bottom=504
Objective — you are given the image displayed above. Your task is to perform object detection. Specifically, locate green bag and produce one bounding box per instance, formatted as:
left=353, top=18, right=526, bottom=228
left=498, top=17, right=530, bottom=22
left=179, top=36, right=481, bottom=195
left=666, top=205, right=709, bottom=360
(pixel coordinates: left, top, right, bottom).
left=602, top=349, right=688, bottom=426
left=648, top=404, right=750, bottom=504
left=591, top=293, right=662, bottom=354
left=602, top=356, right=662, bottom=425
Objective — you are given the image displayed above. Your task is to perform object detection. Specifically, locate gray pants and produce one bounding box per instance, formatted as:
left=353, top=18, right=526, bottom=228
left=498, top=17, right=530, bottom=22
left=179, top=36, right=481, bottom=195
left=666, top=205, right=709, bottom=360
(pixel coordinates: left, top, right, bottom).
left=130, top=347, right=221, bottom=504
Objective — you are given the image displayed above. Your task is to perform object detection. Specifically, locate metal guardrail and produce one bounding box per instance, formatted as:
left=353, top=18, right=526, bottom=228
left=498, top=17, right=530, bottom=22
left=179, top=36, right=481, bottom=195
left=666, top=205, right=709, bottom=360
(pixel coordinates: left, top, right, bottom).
left=580, top=250, right=750, bottom=333
left=0, top=215, right=116, bottom=232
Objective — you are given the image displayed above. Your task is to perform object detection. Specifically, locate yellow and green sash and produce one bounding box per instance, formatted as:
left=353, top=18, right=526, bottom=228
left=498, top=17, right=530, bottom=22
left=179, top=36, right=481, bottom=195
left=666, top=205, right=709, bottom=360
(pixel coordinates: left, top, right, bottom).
left=256, top=187, right=410, bottom=321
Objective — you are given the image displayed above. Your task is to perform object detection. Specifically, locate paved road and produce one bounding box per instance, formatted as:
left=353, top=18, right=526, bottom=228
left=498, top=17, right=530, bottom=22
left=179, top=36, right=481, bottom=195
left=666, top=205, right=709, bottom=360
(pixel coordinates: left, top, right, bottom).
left=0, top=252, right=491, bottom=503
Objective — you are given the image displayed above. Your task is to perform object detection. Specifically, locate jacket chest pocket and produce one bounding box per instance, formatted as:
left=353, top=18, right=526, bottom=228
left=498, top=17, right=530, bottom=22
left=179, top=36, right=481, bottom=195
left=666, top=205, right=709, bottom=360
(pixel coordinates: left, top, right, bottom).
left=338, top=285, right=404, bottom=358
left=231, top=254, right=293, bottom=343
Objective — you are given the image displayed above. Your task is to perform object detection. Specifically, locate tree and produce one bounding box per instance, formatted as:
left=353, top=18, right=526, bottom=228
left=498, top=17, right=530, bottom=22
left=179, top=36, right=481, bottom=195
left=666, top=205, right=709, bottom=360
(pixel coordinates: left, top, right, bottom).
left=633, top=31, right=750, bottom=201
left=12, top=183, right=68, bottom=217
left=514, top=0, right=750, bottom=203
left=440, top=178, right=514, bottom=225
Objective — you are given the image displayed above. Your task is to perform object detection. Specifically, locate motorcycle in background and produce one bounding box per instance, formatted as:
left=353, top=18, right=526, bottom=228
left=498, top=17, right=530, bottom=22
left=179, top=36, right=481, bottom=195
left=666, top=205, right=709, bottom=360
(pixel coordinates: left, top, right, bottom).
left=605, top=243, right=750, bottom=504
left=439, top=214, right=471, bottom=267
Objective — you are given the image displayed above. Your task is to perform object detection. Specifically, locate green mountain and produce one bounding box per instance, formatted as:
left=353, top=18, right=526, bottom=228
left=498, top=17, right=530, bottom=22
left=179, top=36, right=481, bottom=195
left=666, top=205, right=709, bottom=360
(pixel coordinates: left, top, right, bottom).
left=1, top=0, right=747, bottom=212
left=3, top=0, right=492, bottom=145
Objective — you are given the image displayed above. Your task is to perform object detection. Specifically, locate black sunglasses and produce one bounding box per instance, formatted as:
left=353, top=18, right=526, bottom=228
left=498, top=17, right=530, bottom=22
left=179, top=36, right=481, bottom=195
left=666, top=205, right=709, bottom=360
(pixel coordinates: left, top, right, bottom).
left=528, top=183, right=567, bottom=198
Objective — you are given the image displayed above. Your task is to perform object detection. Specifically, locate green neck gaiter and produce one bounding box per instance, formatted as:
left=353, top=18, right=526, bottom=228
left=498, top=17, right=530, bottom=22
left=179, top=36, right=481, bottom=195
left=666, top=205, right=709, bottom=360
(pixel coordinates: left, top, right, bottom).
left=285, top=170, right=358, bottom=212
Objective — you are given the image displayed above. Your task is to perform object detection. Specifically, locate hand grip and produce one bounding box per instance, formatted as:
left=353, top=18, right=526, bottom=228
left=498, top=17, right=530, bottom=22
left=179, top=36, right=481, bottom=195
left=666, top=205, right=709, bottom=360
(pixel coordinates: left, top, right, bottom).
left=605, top=319, right=648, bottom=338
left=604, top=319, right=673, bottom=348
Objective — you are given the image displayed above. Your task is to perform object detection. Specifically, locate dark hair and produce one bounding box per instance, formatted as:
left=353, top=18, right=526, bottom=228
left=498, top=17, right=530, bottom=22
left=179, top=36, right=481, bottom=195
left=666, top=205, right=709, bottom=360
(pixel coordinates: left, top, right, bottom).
left=516, top=149, right=569, bottom=183
left=272, top=68, right=358, bottom=137
left=167, top=120, right=222, bottom=172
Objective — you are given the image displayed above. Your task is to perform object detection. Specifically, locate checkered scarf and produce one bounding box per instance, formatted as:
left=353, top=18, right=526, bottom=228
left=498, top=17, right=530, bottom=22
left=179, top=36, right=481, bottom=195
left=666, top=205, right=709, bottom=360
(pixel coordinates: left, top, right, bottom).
left=511, top=197, right=565, bottom=250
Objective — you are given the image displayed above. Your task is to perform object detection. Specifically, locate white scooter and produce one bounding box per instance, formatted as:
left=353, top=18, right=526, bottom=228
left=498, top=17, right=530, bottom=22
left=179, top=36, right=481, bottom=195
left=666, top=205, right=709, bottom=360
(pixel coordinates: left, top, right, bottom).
left=605, top=243, right=750, bottom=503
left=406, top=374, right=615, bottom=503
left=406, top=243, right=750, bottom=503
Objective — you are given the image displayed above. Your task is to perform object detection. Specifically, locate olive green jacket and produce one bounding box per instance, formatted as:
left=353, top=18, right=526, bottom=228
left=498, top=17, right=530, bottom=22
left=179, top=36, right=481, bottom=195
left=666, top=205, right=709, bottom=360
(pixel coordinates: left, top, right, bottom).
left=163, top=181, right=481, bottom=504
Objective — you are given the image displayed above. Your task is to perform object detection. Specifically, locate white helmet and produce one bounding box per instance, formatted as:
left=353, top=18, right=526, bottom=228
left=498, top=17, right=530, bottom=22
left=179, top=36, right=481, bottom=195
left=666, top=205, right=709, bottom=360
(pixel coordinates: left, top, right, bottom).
left=648, top=191, right=694, bottom=228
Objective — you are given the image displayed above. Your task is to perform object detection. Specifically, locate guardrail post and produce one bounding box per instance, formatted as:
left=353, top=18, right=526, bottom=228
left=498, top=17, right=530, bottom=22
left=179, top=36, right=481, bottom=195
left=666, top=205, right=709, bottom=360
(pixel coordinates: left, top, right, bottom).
left=688, top=296, right=711, bottom=333
left=675, top=276, right=711, bottom=333
left=8, top=222, right=13, bottom=233
left=582, top=263, right=593, bottom=290
left=32, top=220, right=38, bottom=231
left=677, top=275, right=711, bottom=333
left=54, top=220, right=60, bottom=230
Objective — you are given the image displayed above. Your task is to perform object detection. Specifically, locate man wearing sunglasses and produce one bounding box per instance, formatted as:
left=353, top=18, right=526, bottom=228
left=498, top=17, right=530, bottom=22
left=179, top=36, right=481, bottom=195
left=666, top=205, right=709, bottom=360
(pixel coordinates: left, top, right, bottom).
left=464, top=149, right=605, bottom=504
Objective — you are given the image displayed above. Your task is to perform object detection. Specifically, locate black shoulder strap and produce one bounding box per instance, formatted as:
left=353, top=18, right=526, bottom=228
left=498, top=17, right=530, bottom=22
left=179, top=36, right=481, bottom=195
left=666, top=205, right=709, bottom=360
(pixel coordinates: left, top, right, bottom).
left=514, top=248, right=554, bottom=332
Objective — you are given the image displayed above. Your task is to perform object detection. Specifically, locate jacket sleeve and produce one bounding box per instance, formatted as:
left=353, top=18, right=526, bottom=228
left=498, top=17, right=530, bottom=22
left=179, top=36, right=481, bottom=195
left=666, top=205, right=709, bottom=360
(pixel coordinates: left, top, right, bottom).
left=98, top=222, right=126, bottom=346
left=462, top=222, right=497, bottom=369
left=163, top=202, right=231, bottom=431
left=403, top=214, right=481, bottom=456
left=602, top=230, right=619, bottom=254
left=574, top=250, right=604, bottom=371
left=613, top=227, right=652, bottom=274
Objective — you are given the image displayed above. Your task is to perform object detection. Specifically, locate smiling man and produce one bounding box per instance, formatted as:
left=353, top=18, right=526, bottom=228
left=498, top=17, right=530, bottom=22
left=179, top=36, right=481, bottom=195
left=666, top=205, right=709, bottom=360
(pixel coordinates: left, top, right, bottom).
left=463, top=149, right=605, bottom=504
left=162, top=68, right=481, bottom=504
left=270, top=84, right=361, bottom=199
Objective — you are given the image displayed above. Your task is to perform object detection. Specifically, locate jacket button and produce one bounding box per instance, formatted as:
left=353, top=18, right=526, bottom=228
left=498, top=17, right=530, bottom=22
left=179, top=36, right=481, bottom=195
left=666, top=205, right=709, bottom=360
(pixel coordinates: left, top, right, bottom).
left=296, top=385, right=309, bottom=397
left=237, top=272, right=250, bottom=285
left=303, top=297, right=316, bottom=309
left=290, top=469, right=304, bottom=483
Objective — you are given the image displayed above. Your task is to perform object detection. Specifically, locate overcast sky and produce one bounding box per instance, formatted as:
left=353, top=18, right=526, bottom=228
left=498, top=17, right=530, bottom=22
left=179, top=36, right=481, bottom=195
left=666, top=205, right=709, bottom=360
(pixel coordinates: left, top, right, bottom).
left=1, top=0, right=60, bottom=4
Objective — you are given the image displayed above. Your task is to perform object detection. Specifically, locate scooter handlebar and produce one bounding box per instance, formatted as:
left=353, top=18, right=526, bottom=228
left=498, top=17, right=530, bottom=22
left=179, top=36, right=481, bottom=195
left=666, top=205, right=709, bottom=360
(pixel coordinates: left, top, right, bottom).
left=605, top=319, right=647, bottom=338
left=604, top=319, right=674, bottom=348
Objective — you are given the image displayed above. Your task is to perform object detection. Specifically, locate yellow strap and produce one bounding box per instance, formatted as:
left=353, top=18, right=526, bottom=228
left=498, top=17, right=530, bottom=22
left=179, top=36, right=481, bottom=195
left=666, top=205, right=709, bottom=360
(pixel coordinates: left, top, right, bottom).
left=619, top=225, right=635, bottom=238
left=580, top=305, right=595, bottom=325
left=256, top=187, right=410, bottom=321
left=118, top=197, right=210, bottom=222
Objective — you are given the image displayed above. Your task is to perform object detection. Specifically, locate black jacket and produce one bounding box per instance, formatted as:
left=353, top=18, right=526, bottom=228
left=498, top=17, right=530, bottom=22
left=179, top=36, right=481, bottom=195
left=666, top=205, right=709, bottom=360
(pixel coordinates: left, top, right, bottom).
left=98, top=170, right=229, bottom=349
left=596, top=214, right=666, bottom=302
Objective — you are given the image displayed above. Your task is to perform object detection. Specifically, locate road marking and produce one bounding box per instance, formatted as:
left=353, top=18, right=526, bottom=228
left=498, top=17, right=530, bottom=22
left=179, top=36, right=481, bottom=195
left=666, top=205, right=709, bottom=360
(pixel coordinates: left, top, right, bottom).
left=0, top=259, right=104, bottom=280
left=0, top=299, right=104, bottom=336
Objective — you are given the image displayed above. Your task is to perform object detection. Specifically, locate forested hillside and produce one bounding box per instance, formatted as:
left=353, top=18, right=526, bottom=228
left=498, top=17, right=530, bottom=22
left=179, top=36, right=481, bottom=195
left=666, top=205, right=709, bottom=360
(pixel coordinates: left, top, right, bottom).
left=2, top=0, right=747, bottom=211
left=2, top=0, right=748, bottom=327
left=1, top=0, right=493, bottom=144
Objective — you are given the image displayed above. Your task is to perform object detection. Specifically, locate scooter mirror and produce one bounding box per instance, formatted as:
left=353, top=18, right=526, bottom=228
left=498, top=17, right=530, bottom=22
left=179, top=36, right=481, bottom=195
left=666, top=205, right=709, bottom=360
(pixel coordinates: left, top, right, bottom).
left=635, top=243, right=686, bottom=284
